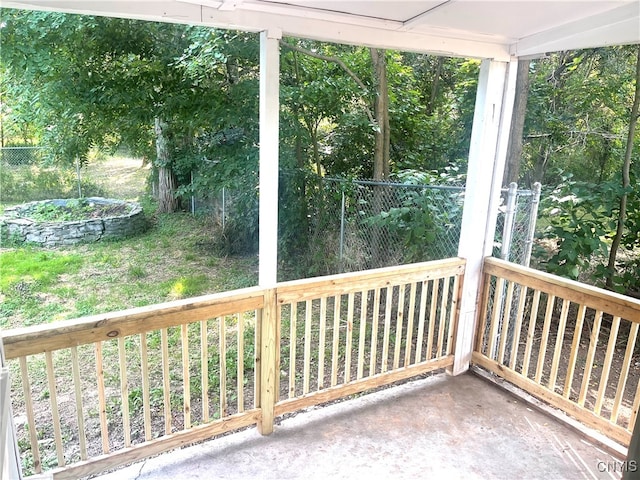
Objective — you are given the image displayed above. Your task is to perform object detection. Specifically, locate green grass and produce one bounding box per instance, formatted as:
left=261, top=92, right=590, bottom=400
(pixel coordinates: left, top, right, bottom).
left=0, top=198, right=258, bottom=329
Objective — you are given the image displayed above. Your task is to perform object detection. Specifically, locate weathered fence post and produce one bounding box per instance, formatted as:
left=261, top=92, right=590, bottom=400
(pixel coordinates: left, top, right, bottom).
left=523, top=182, right=541, bottom=267
left=500, top=182, right=518, bottom=262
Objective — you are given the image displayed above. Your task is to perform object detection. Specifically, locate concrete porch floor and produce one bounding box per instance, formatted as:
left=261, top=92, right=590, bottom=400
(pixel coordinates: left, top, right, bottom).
left=94, top=372, right=626, bottom=480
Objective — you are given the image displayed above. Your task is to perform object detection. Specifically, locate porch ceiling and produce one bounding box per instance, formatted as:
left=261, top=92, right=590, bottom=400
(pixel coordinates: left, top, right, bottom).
left=2, top=0, right=639, bottom=59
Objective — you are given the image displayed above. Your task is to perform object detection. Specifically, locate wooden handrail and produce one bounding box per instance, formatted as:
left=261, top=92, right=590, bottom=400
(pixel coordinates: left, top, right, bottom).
left=1, top=286, right=266, bottom=359
left=483, top=257, right=640, bottom=322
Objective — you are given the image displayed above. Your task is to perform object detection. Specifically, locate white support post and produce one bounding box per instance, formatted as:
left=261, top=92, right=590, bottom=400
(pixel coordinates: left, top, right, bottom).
left=258, top=29, right=281, bottom=287
left=1, top=336, right=22, bottom=480
left=452, top=58, right=518, bottom=375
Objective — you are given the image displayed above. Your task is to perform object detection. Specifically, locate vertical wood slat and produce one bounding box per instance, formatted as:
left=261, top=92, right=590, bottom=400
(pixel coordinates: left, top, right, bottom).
left=497, top=281, right=515, bottom=364
left=200, top=320, right=209, bottom=423
left=426, top=279, right=439, bottom=361
left=140, top=333, right=152, bottom=441
left=475, top=274, right=493, bottom=352
left=393, top=284, right=406, bottom=370
left=70, top=347, right=88, bottom=460
left=629, top=373, right=640, bottom=432
left=446, top=275, right=460, bottom=356
left=578, top=310, right=603, bottom=406
left=95, top=342, right=110, bottom=454
left=288, top=303, right=298, bottom=398
left=344, top=293, right=355, bottom=383
left=318, top=297, right=327, bottom=389
left=303, top=300, right=312, bottom=394
left=369, top=289, right=381, bottom=376
left=414, top=280, right=429, bottom=363
left=254, top=309, right=261, bottom=409
left=45, top=351, right=65, bottom=466
left=487, top=277, right=505, bottom=361
left=381, top=286, right=393, bottom=373
left=404, top=283, right=417, bottom=367
left=237, top=313, right=245, bottom=413
left=181, top=324, right=191, bottom=429
left=521, top=290, right=541, bottom=377
left=331, top=295, right=341, bottom=387
left=508, top=285, right=528, bottom=370
left=219, top=316, right=227, bottom=417
left=563, top=304, right=587, bottom=399
left=548, top=299, right=570, bottom=391
left=118, top=338, right=131, bottom=447
left=357, top=291, right=368, bottom=380
left=436, top=278, right=450, bottom=358
left=20, top=357, right=41, bottom=473
left=160, top=328, right=172, bottom=435
left=534, top=294, right=556, bottom=383
left=611, top=322, right=639, bottom=423
left=594, top=316, right=621, bottom=415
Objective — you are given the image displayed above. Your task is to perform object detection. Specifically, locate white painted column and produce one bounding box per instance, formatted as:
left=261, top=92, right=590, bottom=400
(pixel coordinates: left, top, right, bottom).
left=258, top=29, right=282, bottom=287
left=452, top=58, right=518, bottom=375
left=1, top=336, right=22, bottom=480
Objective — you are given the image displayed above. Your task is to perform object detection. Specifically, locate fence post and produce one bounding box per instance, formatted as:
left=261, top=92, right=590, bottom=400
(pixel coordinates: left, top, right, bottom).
left=257, top=288, right=278, bottom=435
left=339, top=189, right=345, bottom=270
left=500, top=182, right=518, bottom=262
left=75, top=157, right=83, bottom=198
left=523, top=182, right=541, bottom=267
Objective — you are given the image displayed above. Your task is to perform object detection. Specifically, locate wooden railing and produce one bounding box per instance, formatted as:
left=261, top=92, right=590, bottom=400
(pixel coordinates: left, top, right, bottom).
left=2, top=257, right=465, bottom=479
left=274, top=258, right=465, bottom=415
left=473, top=257, right=640, bottom=446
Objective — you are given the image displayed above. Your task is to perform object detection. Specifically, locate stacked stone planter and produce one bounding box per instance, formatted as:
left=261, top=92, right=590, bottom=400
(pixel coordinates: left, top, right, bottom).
left=0, top=198, right=146, bottom=246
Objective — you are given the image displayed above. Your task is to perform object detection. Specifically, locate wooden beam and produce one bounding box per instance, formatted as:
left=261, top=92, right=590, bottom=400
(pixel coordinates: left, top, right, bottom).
left=452, top=58, right=517, bottom=375
left=258, top=29, right=281, bottom=287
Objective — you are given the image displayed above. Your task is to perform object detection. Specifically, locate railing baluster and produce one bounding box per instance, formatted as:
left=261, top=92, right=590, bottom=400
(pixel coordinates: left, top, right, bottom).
left=595, top=316, right=621, bottom=415
left=344, top=293, right=355, bottom=383
left=426, top=279, right=439, bottom=361
left=118, top=337, right=131, bottom=447
left=318, top=297, right=327, bottom=389
left=548, top=299, right=570, bottom=392
left=393, top=284, right=406, bottom=370
left=446, top=276, right=459, bottom=356
left=414, top=280, right=428, bottom=363
left=563, top=304, right=587, bottom=399
left=181, top=324, right=191, bottom=428
left=357, top=291, right=368, bottom=380
left=534, top=294, right=556, bottom=383
left=200, top=320, right=209, bottom=423
left=44, top=351, right=65, bottom=466
left=20, top=357, right=41, bottom=473
left=521, top=290, right=541, bottom=377
left=437, top=277, right=451, bottom=358
left=303, top=300, right=312, bottom=394
left=508, top=285, right=528, bottom=370
left=331, top=295, right=341, bottom=387
left=611, top=322, right=639, bottom=423
left=95, top=342, right=110, bottom=453
left=404, top=283, right=417, bottom=366
left=219, top=316, right=227, bottom=418
left=289, top=302, right=298, bottom=398
left=381, top=286, right=393, bottom=373
left=70, top=347, right=88, bottom=459
left=578, top=310, right=603, bottom=407
left=497, top=281, right=515, bottom=364
left=237, top=313, right=245, bottom=413
left=140, top=332, right=152, bottom=440
left=369, top=288, right=381, bottom=376
left=160, top=328, right=171, bottom=435
left=487, top=277, right=505, bottom=361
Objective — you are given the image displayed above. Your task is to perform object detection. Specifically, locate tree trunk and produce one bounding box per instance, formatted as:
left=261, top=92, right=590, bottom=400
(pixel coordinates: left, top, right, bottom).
left=504, top=59, right=531, bottom=186
left=606, top=45, right=640, bottom=289
left=154, top=117, right=179, bottom=213
left=426, top=56, right=444, bottom=116
left=371, top=48, right=390, bottom=181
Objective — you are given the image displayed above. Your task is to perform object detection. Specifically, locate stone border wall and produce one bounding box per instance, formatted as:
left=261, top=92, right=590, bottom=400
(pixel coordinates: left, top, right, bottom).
left=1, top=198, right=147, bottom=246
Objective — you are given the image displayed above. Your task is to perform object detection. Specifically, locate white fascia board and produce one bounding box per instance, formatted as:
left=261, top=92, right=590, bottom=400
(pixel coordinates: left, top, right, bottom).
left=1, top=0, right=511, bottom=60
left=511, top=2, right=640, bottom=57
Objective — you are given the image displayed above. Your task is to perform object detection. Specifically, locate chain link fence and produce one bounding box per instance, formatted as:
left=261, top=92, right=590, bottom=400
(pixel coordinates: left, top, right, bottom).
left=193, top=173, right=541, bottom=279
